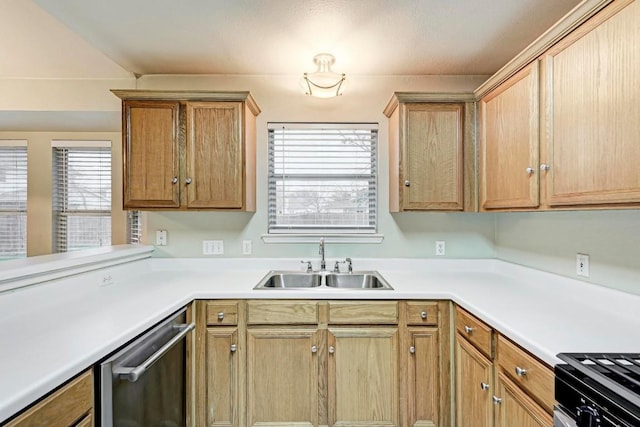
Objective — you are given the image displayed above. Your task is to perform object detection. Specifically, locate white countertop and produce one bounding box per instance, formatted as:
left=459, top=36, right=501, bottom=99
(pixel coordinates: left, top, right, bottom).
left=1, top=248, right=639, bottom=422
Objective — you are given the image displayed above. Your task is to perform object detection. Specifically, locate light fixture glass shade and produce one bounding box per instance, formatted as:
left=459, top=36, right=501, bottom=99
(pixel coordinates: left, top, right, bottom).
left=300, top=53, right=346, bottom=98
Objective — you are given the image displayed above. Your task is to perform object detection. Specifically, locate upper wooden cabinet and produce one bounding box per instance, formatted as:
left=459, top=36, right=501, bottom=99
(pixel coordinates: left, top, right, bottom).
left=478, top=0, right=640, bottom=211
left=113, top=90, right=260, bottom=211
left=541, top=0, right=640, bottom=207
left=479, top=62, right=540, bottom=210
left=384, top=93, right=476, bottom=212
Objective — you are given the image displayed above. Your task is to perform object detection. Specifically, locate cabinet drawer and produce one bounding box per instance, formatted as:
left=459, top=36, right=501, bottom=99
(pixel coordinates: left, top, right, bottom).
left=497, top=335, right=554, bottom=414
left=7, top=370, right=93, bottom=427
left=247, top=301, right=318, bottom=325
left=406, top=301, right=438, bottom=325
left=455, top=306, right=493, bottom=359
left=328, top=301, right=398, bottom=324
left=205, top=301, right=239, bottom=325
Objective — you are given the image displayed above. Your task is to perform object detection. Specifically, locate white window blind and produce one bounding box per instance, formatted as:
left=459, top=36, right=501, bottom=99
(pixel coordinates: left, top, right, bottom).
left=0, top=141, right=27, bottom=259
left=127, top=210, right=142, bottom=244
left=268, top=123, right=377, bottom=234
left=52, top=141, right=111, bottom=252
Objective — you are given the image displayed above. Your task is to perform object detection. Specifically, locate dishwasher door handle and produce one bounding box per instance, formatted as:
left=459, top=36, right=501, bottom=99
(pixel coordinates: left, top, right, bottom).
left=114, top=322, right=195, bottom=382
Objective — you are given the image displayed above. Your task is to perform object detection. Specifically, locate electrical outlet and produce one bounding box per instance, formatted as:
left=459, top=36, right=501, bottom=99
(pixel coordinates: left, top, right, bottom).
left=203, top=240, right=224, bottom=255
left=435, top=241, right=446, bottom=256
left=155, top=230, right=167, bottom=246
left=576, top=253, right=590, bottom=277
left=242, top=240, right=252, bottom=255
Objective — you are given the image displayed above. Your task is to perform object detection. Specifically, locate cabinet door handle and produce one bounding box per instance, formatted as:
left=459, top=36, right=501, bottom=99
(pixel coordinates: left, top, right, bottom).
left=492, top=396, right=502, bottom=405
left=171, top=177, right=178, bottom=184
left=515, top=366, right=528, bottom=377
left=526, top=167, right=534, bottom=175
left=480, top=382, right=490, bottom=391
left=464, top=325, right=474, bottom=334
left=311, top=345, right=318, bottom=353
left=421, top=311, right=427, bottom=319
left=185, top=177, right=192, bottom=185
left=409, top=346, right=416, bottom=354
left=329, top=346, right=335, bottom=354
left=218, top=312, right=224, bottom=320
left=230, top=344, right=237, bottom=352
left=404, top=180, right=411, bottom=187
left=540, top=164, right=550, bottom=171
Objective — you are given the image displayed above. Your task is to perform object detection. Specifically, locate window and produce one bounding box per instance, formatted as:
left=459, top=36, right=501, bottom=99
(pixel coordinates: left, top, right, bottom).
left=52, top=141, right=111, bottom=252
left=268, top=123, right=377, bottom=234
left=127, top=210, right=142, bottom=244
left=0, top=141, right=27, bottom=259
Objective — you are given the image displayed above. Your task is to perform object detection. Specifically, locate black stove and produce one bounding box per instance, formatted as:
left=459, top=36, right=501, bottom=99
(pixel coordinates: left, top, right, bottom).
left=555, top=353, right=640, bottom=427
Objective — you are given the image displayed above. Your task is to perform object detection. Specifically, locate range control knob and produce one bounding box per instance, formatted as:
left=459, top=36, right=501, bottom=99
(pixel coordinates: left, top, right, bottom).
left=577, top=405, right=600, bottom=427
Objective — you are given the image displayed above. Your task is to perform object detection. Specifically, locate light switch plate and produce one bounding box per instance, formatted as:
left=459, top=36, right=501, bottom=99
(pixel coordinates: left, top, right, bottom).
left=242, top=240, right=252, bottom=255
left=203, top=240, right=224, bottom=255
left=155, top=230, right=167, bottom=246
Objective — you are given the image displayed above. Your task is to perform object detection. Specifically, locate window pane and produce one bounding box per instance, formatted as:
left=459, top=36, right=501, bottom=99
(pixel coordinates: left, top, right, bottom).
left=0, top=144, right=27, bottom=258
left=268, top=125, right=377, bottom=233
left=52, top=143, right=111, bottom=252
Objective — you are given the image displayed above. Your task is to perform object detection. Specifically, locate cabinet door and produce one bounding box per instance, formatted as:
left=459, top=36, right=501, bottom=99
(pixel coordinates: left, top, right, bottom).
left=328, top=327, right=399, bottom=427
left=494, top=372, right=552, bottom=427
left=186, top=102, right=244, bottom=209
left=480, top=62, right=539, bottom=210
left=407, top=328, right=440, bottom=427
left=246, top=328, right=319, bottom=427
left=198, top=327, right=239, bottom=427
left=543, top=0, right=640, bottom=206
left=123, top=100, right=180, bottom=208
left=455, top=335, right=494, bottom=427
left=401, top=103, right=464, bottom=210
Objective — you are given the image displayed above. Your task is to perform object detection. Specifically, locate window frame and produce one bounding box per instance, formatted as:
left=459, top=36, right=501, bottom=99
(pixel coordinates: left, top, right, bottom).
left=265, top=123, right=381, bottom=241
left=0, top=140, right=28, bottom=259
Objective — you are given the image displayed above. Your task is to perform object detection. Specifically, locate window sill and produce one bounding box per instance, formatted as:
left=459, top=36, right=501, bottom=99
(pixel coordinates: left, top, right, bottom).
left=261, top=234, right=384, bottom=244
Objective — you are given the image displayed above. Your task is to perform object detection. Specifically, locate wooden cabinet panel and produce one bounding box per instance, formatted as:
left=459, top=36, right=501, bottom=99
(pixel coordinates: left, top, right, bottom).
left=402, top=103, right=464, bottom=210
left=202, top=327, right=239, bottom=427
left=496, top=336, right=554, bottom=414
left=455, top=307, right=493, bottom=359
left=406, top=301, right=439, bottom=326
left=123, top=100, right=180, bottom=209
left=494, top=372, right=552, bottom=427
left=6, top=370, right=93, bottom=427
left=407, top=328, right=440, bottom=427
left=247, top=301, right=318, bottom=325
left=455, top=334, right=494, bottom=427
left=205, top=301, right=239, bottom=326
left=543, top=0, right=640, bottom=206
left=328, top=327, right=399, bottom=427
left=186, top=102, right=244, bottom=209
left=328, top=301, right=398, bottom=324
left=246, top=328, right=319, bottom=427
left=480, top=61, right=539, bottom=210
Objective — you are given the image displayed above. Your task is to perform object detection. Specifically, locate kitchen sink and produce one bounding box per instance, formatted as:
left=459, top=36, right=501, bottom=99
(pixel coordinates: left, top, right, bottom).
left=254, top=271, right=393, bottom=290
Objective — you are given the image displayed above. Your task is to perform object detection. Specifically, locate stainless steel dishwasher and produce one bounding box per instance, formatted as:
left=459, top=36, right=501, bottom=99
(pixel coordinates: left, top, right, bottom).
left=99, top=307, right=194, bottom=427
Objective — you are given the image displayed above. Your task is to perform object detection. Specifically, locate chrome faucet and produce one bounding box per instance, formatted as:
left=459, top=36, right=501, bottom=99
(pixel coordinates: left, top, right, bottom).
left=319, top=238, right=326, bottom=271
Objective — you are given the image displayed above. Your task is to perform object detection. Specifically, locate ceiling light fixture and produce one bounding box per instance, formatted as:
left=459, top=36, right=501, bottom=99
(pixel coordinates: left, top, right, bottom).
left=301, top=53, right=346, bottom=98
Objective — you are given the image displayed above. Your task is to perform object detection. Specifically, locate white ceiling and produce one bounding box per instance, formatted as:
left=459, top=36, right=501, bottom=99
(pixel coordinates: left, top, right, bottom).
left=27, top=0, right=583, bottom=77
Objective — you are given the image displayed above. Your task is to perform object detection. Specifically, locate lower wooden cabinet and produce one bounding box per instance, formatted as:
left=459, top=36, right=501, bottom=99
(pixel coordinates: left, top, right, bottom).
left=195, top=299, right=451, bottom=427
left=6, top=370, right=93, bottom=427
left=454, top=306, right=553, bottom=427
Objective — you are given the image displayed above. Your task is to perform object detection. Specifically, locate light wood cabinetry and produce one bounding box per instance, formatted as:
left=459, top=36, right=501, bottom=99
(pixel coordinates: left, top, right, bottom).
left=384, top=93, right=477, bottom=212
left=541, top=0, right=640, bottom=207
left=195, top=299, right=451, bottom=427
left=113, top=90, right=260, bottom=211
left=454, top=306, right=553, bottom=427
left=6, top=370, right=93, bottom=427
left=478, top=0, right=640, bottom=211
left=479, top=62, right=540, bottom=210
left=195, top=300, right=244, bottom=427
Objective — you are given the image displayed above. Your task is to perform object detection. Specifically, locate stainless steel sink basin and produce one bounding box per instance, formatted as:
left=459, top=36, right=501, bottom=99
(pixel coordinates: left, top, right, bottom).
left=254, top=271, right=393, bottom=290
left=325, top=272, right=391, bottom=289
left=257, top=272, right=322, bottom=288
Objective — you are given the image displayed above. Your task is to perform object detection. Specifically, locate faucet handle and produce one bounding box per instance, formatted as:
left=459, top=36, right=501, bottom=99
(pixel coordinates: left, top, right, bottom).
left=345, top=258, right=353, bottom=273
left=301, top=260, right=313, bottom=272
left=333, top=260, right=343, bottom=273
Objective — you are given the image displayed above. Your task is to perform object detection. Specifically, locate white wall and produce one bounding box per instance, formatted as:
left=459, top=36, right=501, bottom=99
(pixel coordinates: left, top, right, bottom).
left=495, top=210, right=640, bottom=295
left=136, top=74, right=497, bottom=259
